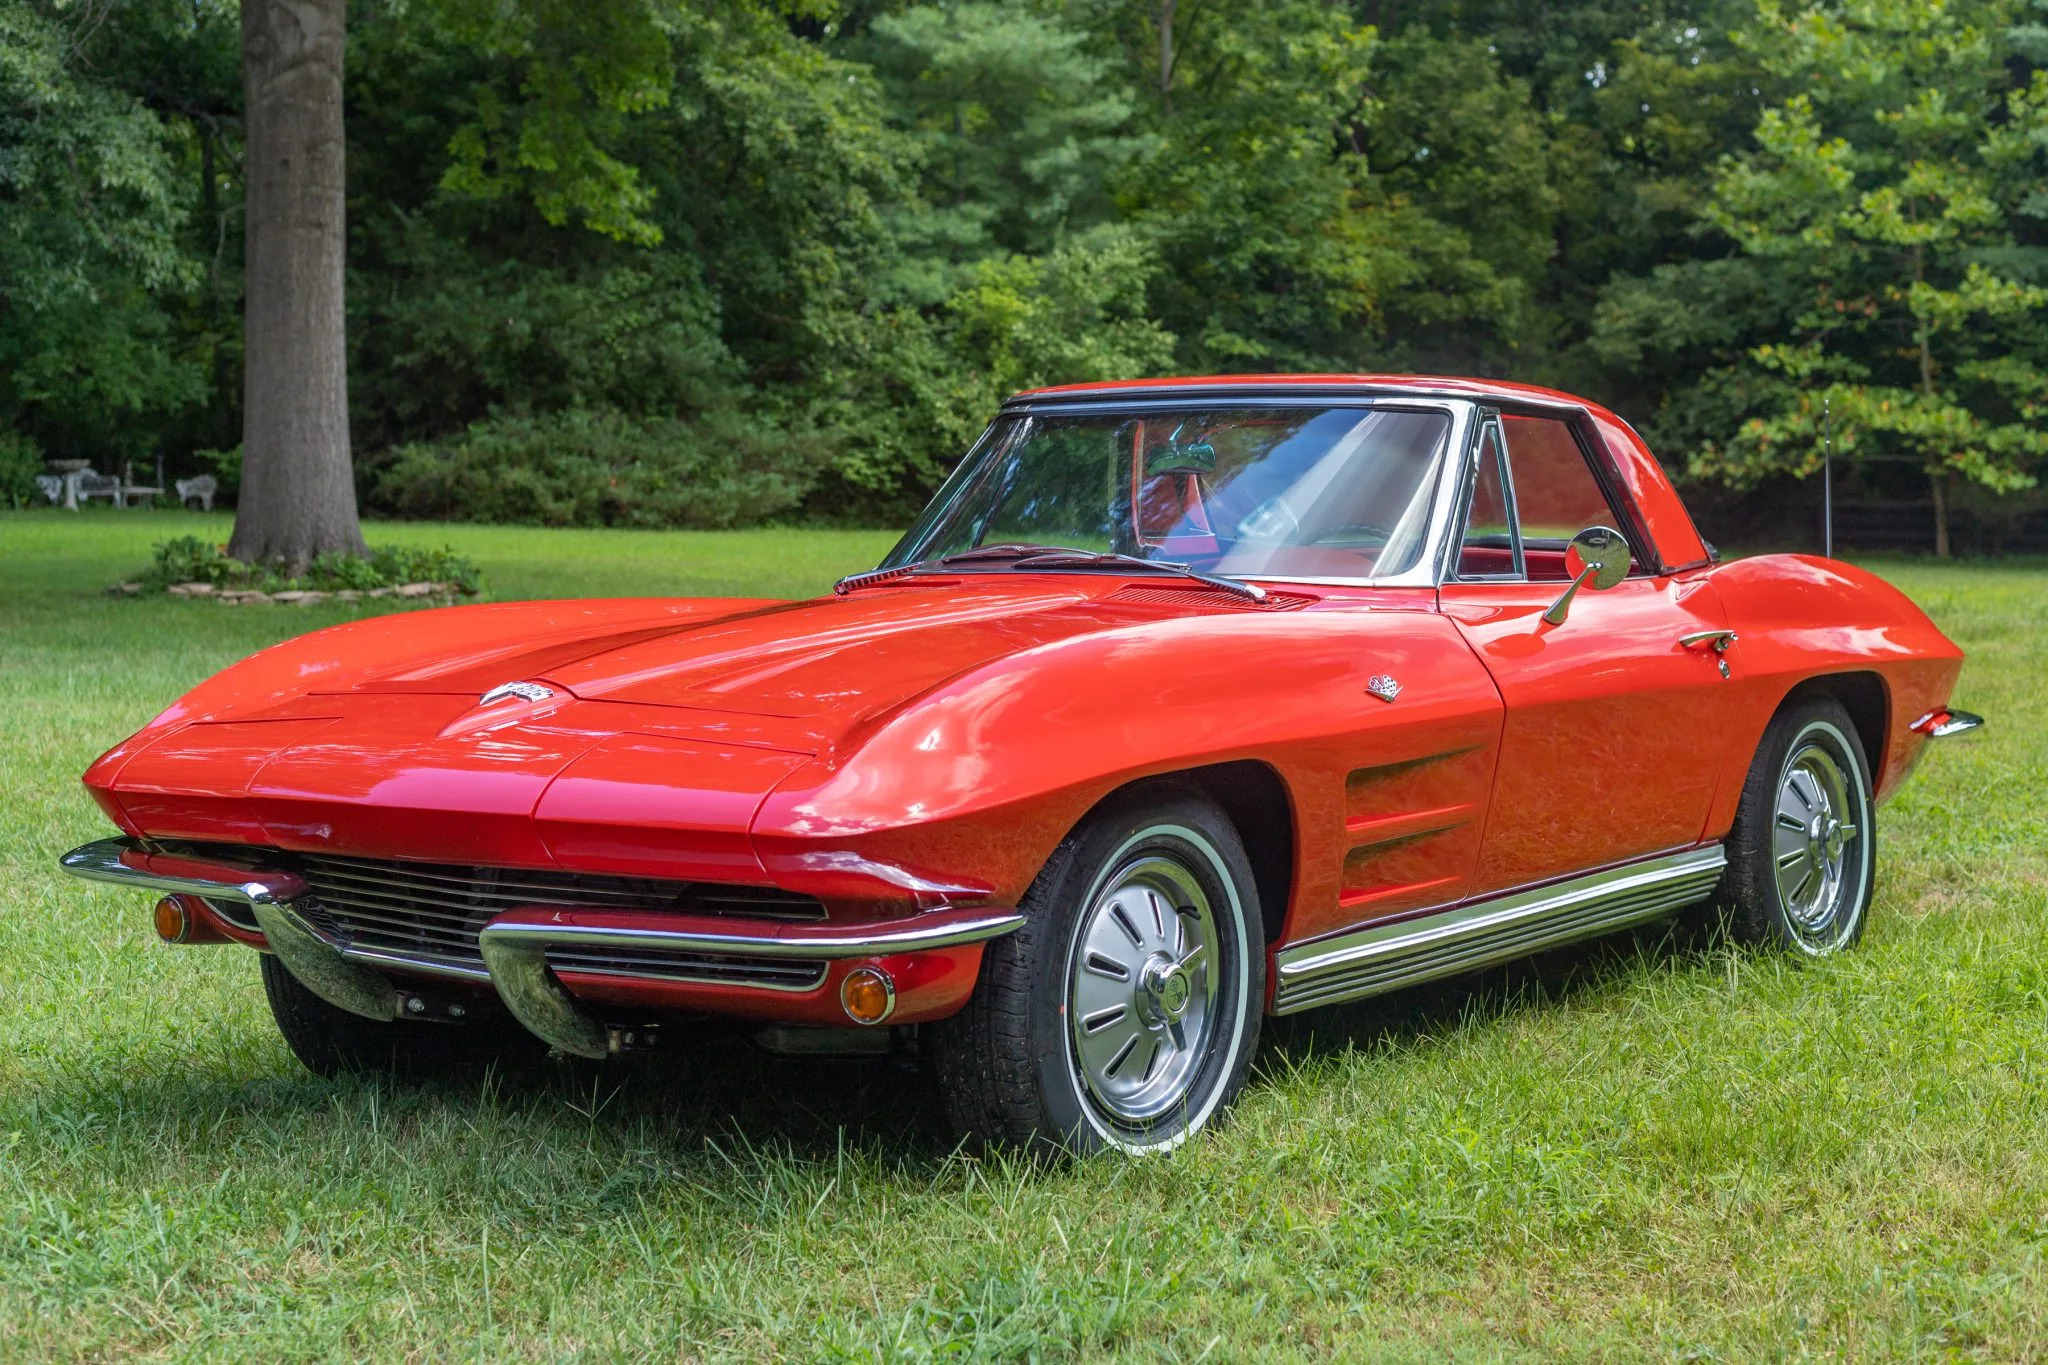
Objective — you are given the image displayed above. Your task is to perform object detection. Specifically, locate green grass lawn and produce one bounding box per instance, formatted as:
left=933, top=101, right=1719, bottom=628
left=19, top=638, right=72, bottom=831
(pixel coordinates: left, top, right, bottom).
left=2, top=508, right=2043, bottom=1360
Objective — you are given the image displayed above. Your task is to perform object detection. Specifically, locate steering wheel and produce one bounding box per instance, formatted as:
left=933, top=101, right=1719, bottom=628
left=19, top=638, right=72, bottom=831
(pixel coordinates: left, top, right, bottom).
left=1309, top=523, right=1393, bottom=548
left=1235, top=496, right=1301, bottom=544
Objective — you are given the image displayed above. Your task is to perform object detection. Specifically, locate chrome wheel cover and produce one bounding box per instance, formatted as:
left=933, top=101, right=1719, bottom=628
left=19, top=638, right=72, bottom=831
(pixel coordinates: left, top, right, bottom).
left=1772, top=736, right=1864, bottom=953
left=1066, top=852, right=1222, bottom=1127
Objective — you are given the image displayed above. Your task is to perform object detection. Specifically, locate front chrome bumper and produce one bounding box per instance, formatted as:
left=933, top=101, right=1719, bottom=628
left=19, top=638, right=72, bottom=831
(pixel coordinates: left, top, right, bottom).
left=59, top=837, right=1023, bottom=1056
left=60, top=837, right=308, bottom=907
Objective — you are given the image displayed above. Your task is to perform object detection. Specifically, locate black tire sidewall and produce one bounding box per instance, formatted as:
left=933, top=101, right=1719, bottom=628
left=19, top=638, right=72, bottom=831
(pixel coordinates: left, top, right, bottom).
left=1022, top=790, right=1266, bottom=1153
left=1730, top=702, right=1876, bottom=954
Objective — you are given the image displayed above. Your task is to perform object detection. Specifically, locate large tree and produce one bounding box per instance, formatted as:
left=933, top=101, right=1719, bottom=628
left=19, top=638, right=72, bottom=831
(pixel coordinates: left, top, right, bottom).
left=232, top=0, right=364, bottom=566
left=230, top=0, right=685, bottom=566
left=1601, top=0, right=2048, bottom=556
left=0, top=0, right=203, bottom=481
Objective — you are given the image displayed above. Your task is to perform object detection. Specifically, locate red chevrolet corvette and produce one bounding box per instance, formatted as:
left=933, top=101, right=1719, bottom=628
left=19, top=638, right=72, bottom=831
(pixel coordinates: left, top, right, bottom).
left=64, top=375, right=1981, bottom=1153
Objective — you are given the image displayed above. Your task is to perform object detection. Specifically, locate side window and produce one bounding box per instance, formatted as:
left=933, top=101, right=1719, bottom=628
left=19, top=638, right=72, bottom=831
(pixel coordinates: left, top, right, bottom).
left=1458, top=420, right=1520, bottom=579
left=1501, top=415, right=1627, bottom=582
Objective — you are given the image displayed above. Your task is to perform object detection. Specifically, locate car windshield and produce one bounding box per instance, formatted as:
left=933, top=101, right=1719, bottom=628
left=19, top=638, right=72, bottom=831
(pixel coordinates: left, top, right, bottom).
left=883, top=404, right=1454, bottom=581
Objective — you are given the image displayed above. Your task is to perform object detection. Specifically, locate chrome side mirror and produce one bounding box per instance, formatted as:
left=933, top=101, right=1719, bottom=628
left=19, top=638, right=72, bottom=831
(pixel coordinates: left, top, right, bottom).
left=1542, top=526, right=1631, bottom=625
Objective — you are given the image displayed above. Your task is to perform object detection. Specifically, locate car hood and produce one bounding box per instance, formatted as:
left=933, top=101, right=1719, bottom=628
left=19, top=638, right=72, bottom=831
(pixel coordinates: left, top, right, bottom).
left=521, top=582, right=1114, bottom=723
left=89, top=580, right=1206, bottom=868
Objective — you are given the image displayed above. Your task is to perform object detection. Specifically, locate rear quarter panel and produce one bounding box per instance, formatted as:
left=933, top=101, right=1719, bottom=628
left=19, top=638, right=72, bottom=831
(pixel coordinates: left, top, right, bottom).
left=1701, top=555, right=1965, bottom=832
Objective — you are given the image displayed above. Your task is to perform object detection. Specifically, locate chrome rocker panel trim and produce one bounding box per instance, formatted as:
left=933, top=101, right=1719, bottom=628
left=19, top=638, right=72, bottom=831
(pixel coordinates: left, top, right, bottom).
left=1272, top=846, right=1727, bottom=1015
left=475, top=906, right=1025, bottom=1059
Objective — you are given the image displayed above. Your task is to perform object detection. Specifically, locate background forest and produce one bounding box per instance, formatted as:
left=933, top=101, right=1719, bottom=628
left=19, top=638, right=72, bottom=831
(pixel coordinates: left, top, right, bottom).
left=4, top=0, right=2046, bottom=550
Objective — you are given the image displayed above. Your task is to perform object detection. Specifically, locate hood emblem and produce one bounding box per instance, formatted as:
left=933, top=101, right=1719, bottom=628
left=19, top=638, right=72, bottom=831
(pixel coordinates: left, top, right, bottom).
left=1365, top=674, right=1402, bottom=704
left=479, top=681, right=554, bottom=707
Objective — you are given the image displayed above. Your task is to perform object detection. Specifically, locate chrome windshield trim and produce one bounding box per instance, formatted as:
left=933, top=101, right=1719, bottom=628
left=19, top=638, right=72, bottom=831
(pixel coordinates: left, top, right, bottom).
left=1003, top=384, right=1591, bottom=415
left=59, top=837, right=307, bottom=906
left=885, top=398, right=1478, bottom=592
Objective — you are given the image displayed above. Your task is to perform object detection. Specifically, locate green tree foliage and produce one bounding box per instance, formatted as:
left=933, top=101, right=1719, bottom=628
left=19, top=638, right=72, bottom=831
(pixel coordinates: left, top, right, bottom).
left=1638, top=0, right=2046, bottom=552
left=861, top=3, right=1150, bottom=260
left=0, top=0, right=205, bottom=466
left=2, top=0, right=2042, bottom=547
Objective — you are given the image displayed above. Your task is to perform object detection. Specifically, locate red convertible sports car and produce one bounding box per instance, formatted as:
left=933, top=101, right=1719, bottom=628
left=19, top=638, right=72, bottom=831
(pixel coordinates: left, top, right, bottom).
left=64, top=375, right=1982, bottom=1153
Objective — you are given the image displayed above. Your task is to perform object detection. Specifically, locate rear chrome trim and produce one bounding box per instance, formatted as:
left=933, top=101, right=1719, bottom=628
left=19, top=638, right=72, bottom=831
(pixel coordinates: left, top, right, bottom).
left=1911, top=707, right=1984, bottom=739
left=59, top=838, right=306, bottom=906
left=1273, top=846, right=1726, bottom=1015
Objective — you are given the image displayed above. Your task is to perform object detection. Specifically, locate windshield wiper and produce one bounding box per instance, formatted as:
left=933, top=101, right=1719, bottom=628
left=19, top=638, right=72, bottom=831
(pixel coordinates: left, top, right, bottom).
left=996, top=549, right=1269, bottom=602
left=835, top=542, right=1266, bottom=601
left=832, top=543, right=1065, bottom=594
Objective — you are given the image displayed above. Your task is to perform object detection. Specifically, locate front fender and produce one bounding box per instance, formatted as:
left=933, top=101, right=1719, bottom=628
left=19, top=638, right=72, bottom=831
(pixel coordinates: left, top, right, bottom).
left=751, top=607, right=1503, bottom=913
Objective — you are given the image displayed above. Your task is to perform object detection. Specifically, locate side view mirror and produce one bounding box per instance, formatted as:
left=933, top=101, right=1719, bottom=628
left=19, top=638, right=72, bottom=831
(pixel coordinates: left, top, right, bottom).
left=1542, top=526, right=1630, bottom=626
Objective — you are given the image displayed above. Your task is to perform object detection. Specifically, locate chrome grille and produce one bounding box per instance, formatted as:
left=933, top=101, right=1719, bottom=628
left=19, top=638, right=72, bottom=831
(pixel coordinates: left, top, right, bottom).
left=159, top=842, right=831, bottom=990
left=291, top=853, right=825, bottom=969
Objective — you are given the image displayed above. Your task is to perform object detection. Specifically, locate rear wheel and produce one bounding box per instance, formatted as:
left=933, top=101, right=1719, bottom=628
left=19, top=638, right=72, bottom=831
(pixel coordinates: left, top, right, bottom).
left=932, top=785, right=1265, bottom=1155
left=1719, top=697, right=1876, bottom=955
left=260, top=954, right=544, bottom=1077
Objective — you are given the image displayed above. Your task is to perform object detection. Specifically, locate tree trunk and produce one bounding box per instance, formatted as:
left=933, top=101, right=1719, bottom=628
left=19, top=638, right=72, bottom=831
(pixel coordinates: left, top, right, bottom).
left=1930, top=470, right=1951, bottom=559
left=1158, top=0, right=1177, bottom=108
left=231, top=0, right=365, bottom=570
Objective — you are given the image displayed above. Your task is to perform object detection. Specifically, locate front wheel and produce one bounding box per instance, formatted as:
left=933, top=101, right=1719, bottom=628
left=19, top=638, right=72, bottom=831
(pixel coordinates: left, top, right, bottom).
left=932, top=785, right=1266, bottom=1155
left=1719, top=697, right=1876, bottom=955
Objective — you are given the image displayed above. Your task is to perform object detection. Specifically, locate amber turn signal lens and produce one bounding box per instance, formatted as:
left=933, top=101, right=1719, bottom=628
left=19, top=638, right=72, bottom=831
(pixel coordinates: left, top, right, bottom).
left=839, top=966, right=896, bottom=1025
left=152, top=895, right=190, bottom=944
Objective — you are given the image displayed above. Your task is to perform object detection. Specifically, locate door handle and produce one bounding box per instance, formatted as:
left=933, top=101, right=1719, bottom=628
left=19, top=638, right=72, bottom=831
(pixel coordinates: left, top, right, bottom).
left=1678, top=629, right=1737, bottom=677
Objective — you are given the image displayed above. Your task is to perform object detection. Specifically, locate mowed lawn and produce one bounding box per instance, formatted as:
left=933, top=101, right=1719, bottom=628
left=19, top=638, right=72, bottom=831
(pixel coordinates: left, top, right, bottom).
left=1, top=509, right=2043, bottom=1361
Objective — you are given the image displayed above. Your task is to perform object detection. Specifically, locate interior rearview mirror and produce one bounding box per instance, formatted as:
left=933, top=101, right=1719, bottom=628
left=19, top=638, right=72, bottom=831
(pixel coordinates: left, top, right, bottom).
left=1145, top=439, right=1216, bottom=477
left=1542, top=526, right=1630, bottom=626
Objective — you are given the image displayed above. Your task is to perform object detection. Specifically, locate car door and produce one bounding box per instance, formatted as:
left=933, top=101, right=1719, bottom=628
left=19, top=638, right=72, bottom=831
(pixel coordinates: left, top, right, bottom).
left=1437, top=410, right=1738, bottom=896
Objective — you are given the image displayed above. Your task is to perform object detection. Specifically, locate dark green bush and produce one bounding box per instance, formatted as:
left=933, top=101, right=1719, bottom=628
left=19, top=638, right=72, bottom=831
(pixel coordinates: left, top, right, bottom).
left=143, top=536, right=243, bottom=588
left=372, top=408, right=824, bottom=529
left=0, top=431, right=43, bottom=508
left=140, top=536, right=484, bottom=596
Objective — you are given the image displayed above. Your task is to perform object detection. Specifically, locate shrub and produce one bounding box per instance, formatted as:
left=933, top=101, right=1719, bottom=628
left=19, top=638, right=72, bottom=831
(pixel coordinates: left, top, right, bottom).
left=139, top=536, right=484, bottom=597
left=143, top=536, right=244, bottom=589
left=0, top=429, right=44, bottom=508
left=372, top=407, right=825, bottom=529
